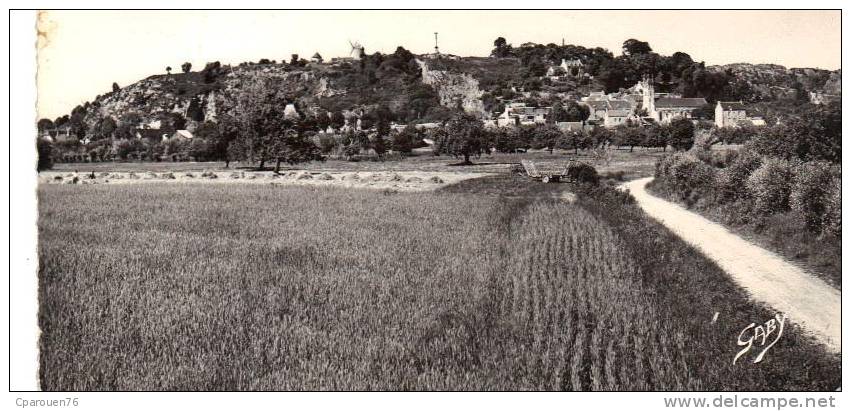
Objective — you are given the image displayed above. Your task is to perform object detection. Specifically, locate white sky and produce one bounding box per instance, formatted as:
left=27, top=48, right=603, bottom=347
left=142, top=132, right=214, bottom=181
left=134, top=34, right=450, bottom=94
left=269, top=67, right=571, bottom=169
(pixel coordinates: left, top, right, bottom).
left=37, top=10, right=841, bottom=120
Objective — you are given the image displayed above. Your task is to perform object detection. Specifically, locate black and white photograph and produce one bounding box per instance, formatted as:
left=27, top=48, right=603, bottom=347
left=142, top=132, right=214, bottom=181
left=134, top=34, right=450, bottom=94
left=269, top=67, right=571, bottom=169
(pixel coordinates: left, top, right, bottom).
left=5, top=4, right=846, bottom=410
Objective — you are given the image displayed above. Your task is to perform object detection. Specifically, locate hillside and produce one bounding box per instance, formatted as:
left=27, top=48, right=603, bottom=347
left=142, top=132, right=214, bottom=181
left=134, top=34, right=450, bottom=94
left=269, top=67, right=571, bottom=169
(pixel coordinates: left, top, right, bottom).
left=708, top=63, right=840, bottom=102
left=44, top=40, right=841, bottom=142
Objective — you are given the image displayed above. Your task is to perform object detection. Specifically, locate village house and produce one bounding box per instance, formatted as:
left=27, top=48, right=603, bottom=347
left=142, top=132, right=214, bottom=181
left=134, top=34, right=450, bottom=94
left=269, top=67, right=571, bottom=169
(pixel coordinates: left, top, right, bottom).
left=283, top=103, right=301, bottom=120
left=714, top=101, right=746, bottom=128
left=582, top=100, right=609, bottom=122
left=603, top=109, right=633, bottom=127
left=579, top=98, right=636, bottom=127
left=496, top=103, right=551, bottom=127
left=715, top=101, right=766, bottom=127
left=168, top=130, right=194, bottom=141
left=546, top=58, right=584, bottom=80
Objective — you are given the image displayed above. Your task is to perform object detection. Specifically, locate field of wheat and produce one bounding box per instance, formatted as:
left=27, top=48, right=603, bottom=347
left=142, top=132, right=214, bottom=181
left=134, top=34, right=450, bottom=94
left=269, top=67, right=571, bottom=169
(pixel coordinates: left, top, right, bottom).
left=37, top=180, right=840, bottom=391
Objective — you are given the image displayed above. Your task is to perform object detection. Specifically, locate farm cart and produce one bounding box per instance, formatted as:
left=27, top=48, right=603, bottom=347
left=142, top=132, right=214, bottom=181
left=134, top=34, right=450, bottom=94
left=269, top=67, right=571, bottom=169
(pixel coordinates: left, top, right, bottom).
left=520, top=159, right=592, bottom=183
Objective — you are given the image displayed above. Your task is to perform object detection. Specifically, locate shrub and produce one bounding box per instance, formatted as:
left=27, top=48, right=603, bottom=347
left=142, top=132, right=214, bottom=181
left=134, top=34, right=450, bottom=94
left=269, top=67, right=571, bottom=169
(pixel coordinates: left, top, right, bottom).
left=789, top=161, right=839, bottom=232
left=566, top=162, right=599, bottom=185
left=746, top=158, right=793, bottom=216
left=37, top=138, right=54, bottom=171
left=665, top=153, right=715, bottom=205
left=714, top=149, right=762, bottom=203
left=822, top=176, right=841, bottom=237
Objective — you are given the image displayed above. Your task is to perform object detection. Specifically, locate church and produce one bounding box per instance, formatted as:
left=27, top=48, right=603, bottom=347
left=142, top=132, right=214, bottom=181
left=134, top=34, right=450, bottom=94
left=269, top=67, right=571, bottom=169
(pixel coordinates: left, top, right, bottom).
left=637, top=78, right=707, bottom=124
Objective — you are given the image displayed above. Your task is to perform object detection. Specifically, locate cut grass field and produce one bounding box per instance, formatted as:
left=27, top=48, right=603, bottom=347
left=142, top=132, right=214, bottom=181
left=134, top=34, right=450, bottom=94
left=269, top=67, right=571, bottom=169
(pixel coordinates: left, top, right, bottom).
left=49, top=147, right=667, bottom=180
left=37, top=177, right=840, bottom=391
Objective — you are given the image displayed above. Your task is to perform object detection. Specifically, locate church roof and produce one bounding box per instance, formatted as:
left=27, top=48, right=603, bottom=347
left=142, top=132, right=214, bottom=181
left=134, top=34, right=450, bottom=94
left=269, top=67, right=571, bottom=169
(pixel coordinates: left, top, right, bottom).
left=584, top=101, right=608, bottom=110
left=607, top=100, right=632, bottom=110
left=655, top=97, right=707, bottom=108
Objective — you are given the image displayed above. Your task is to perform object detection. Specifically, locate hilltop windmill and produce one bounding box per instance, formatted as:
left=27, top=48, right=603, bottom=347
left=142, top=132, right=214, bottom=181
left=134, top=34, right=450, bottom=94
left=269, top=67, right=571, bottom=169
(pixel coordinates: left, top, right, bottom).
left=349, top=40, right=365, bottom=60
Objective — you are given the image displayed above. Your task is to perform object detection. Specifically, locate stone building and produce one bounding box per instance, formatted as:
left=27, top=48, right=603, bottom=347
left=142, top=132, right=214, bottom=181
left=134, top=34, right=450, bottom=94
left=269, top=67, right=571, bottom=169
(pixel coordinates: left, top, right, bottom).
left=637, top=78, right=706, bottom=124
left=546, top=58, right=584, bottom=79
left=714, top=101, right=766, bottom=128
left=714, top=101, right=747, bottom=128
left=496, top=103, right=550, bottom=127
left=653, top=97, right=707, bottom=124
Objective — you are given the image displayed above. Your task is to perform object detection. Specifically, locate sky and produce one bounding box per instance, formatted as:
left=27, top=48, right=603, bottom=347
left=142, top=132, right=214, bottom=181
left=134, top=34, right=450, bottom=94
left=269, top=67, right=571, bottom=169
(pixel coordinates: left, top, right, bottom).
left=36, top=10, right=841, bottom=120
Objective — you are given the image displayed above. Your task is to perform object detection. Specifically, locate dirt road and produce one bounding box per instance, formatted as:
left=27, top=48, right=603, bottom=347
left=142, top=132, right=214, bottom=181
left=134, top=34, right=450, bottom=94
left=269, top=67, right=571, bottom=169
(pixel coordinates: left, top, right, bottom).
left=621, top=177, right=841, bottom=354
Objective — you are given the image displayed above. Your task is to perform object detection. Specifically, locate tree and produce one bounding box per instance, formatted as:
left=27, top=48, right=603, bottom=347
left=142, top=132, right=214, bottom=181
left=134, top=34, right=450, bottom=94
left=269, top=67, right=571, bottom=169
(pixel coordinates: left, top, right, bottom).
left=642, top=124, right=668, bottom=151
left=166, top=66, right=172, bottom=75
left=391, top=126, right=419, bottom=154
left=112, top=82, right=120, bottom=93
left=438, top=113, right=486, bottom=164
left=181, top=62, right=192, bottom=73
left=561, top=101, right=590, bottom=122
left=201, top=61, right=222, bottom=83
left=557, top=130, right=591, bottom=154
left=668, top=118, right=695, bottom=151
left=37, top=118, right=54, bottom=133
left=622, top=39, right=652, bottom=56
left=550, top=102, right=569, bottom=123
left=224, top=78, right=321, bottom=171
left=96, top=117, right=117, bottom=140
left=612, top=125, right=643, bottom=152
left=530, top=124, right=563, bottom=153
left=330, top=111, right=346, bottom=130
left=746, top=102, right=840, bottom=163
left=491, top=37, right=513, bottom=58
left=37, top=138, right=54, bottom=171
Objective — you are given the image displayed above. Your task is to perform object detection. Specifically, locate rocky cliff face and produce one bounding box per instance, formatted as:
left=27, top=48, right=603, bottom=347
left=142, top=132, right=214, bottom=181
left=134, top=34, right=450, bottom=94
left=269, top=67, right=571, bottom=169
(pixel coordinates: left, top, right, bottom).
left=417, top=59, right=485, bottom=116
left=709, top=63, right=840, bottom=101
left=82, top=64, right=326, bottom=133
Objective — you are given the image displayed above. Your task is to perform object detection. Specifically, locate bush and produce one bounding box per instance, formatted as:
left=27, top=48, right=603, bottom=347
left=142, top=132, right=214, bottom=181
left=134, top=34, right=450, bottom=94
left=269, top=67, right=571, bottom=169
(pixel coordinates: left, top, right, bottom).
left=665, top=153, right=715, bottom=205
left=789, top=161, right=839, bottom=232
left=714, top=149, right=762, bottom=203
left=37, top=138, right=54, bottom=171
left=822, top=177, right=841, bottom=237
left=746, top=158, right=793, bottom=216
left=566, top=162, right=599, bottom=185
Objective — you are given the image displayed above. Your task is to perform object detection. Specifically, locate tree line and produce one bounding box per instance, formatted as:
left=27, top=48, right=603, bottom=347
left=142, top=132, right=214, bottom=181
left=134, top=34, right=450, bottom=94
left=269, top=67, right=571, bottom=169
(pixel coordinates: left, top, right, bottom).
left=491, top=37, right=756, bottom=101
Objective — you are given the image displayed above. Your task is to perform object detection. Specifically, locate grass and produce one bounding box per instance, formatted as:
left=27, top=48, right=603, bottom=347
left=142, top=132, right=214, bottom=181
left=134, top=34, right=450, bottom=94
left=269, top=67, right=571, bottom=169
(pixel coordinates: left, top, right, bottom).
left=49, top=147, right=666, bottom=180
left=38, top=179, right=839, bottom=391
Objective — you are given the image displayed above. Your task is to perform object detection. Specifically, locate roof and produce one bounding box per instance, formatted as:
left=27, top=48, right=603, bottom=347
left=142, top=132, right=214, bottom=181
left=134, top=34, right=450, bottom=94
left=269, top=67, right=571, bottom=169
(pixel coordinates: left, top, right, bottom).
left=284, top=103, right=301, bottom=119
left=584, top=101, right=608, bottom=110
left=655, top=97, right=708, bottom=109
left=607, top=100, right=632, bottom=110
left=718, top=101, right=746, bottom=111
left=173, top=130, right=193, bottom=139
left=556, top=122, right=585, bottom=132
